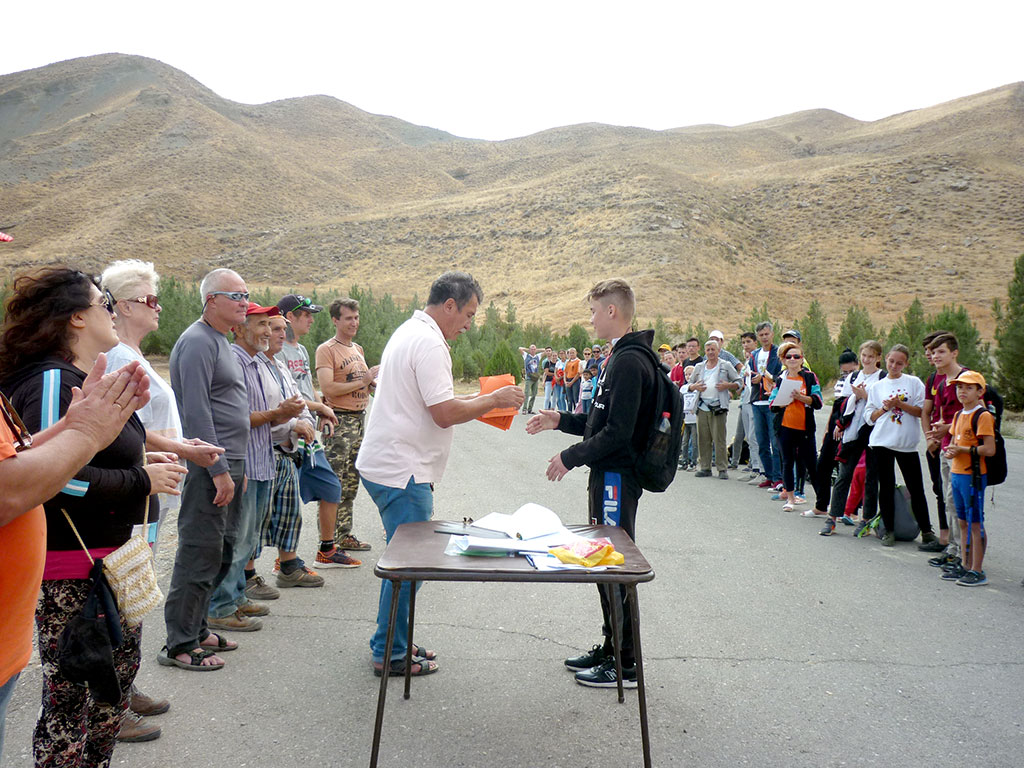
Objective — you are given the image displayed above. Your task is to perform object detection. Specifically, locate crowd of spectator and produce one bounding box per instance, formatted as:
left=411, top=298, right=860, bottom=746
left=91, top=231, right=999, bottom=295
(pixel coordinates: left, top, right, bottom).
left=520, top=321, right=1002, bottom=588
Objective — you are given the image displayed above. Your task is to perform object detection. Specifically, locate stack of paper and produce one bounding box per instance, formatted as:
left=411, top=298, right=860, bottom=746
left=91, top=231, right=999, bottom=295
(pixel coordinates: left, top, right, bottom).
left=475, top=374, right=518, bottom=430
left=473, top=503, right=572, bottom=540
left=448, top=503, right=576, bottom=556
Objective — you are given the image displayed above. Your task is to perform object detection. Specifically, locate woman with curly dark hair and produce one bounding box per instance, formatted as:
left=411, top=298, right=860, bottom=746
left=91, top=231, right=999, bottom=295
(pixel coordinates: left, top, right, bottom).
left=0, top=267, right=185, bottom=768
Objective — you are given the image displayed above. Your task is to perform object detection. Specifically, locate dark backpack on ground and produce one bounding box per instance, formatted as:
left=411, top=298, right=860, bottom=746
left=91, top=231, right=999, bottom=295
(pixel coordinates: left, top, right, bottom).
left=619, top=345, right=683, bottom=492
left=876, top=485, right=920, bottom=541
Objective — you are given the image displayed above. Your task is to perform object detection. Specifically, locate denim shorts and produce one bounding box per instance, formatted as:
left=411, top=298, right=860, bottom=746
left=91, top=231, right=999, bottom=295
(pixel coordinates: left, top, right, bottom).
left=951, top=471, right=986, bottom=524
left=297, top=448, right=342, bottom=504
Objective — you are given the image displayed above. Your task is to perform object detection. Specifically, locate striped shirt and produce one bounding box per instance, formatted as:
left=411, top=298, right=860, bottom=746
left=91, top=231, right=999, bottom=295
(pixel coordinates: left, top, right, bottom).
left=232, top=344, right=275, bottom=482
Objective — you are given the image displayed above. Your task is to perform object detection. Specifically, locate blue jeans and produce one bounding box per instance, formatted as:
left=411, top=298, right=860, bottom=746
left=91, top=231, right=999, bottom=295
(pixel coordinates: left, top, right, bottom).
left=363, top=476, right=433, bottom=662
left=555, top=384, right=567, bottom=410
left=209, top=478, right=272, bottom=618
left=543, top=380, right=555, bottom=409
left=752, top=404, right=782, bottom=482
left=0, top=671, right=18, bottom=759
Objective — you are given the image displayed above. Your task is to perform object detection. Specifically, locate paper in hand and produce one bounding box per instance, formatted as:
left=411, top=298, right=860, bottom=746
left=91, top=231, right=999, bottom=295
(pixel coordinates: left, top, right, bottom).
left=476, top=374, right=517, bottom=430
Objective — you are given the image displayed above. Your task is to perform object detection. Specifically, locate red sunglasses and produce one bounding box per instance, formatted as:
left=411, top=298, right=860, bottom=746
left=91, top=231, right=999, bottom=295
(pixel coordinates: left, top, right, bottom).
left=124, top=294, right=160, bottom=310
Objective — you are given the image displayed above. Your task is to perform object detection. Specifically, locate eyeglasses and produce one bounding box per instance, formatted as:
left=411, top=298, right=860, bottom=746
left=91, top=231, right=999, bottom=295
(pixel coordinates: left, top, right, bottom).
left=91, top=289, right=116, bottom=316
left=785, top=354, right=803, bottom=360
left=124, top=294, right=160, bottom=310
left=583, top=351, right=591, bottom=356
left=207, top=291, right=249, bottom=303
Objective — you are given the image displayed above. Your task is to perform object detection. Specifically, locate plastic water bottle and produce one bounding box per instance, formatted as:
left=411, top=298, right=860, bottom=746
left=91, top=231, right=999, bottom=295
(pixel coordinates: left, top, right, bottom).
left=657, top=411, right=671, bottom=433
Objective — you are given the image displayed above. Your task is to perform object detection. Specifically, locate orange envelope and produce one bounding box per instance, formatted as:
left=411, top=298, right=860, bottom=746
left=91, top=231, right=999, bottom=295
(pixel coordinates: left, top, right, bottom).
left=476, top=374, right=518, bottom=431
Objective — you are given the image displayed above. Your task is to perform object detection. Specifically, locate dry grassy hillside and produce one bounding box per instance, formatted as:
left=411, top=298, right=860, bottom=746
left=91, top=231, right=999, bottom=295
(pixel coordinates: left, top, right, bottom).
left=1, top=53, right=1021, bottom=337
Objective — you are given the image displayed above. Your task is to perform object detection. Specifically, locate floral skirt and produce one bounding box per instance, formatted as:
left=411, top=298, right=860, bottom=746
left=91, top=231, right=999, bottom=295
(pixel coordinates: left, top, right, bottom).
left=33, top=578, right=141, bottom=768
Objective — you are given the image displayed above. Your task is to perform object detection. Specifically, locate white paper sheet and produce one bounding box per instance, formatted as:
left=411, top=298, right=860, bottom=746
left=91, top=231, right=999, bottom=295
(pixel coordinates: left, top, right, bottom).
left=770, top=376, right=804, bottom=407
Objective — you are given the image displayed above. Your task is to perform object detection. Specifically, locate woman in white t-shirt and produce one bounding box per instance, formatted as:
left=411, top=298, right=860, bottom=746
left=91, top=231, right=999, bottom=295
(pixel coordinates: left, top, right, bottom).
left=864, top=344, right=939, bottom=547
left=820, top=340, right=883, bottom=535
left=101, top=261, right=223, bottom=479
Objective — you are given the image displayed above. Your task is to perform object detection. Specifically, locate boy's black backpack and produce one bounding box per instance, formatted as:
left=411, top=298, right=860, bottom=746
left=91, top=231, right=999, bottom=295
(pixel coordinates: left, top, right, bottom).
left=618, top=345, right=683, bottom=492
left=968, top=394, right=1006, bottom=486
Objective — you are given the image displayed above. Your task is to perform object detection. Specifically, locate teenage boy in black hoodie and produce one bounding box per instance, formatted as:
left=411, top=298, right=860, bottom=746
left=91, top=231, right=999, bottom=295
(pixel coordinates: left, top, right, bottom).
left=526, top=278, right=656, bottom=689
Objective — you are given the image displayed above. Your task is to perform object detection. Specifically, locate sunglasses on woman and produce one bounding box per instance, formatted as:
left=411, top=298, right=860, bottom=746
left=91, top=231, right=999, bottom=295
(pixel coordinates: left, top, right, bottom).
left=785, top=354, right=803, bottom=360
left=91, top=289, right=116, bottom=316
left=124, top=294, right=160, bottom=310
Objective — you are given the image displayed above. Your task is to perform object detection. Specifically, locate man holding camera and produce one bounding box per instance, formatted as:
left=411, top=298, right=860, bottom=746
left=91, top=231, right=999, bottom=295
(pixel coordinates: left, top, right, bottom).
left=682, top=338, right=741, bottom=479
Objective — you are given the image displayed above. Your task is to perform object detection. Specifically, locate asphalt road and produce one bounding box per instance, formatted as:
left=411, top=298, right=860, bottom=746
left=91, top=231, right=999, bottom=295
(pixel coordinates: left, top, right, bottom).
left=4, top=408, right=1023, bottom=768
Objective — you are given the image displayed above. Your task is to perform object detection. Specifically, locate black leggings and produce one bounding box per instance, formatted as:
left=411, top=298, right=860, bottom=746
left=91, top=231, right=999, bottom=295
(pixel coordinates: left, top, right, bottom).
left=874, top=446, right=933, bottom=535
left=779, top=426, right=818, bottom=498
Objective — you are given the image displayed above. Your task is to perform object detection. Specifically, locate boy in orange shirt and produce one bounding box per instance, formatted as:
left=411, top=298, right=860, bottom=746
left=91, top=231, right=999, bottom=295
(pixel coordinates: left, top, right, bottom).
left=942, top=371, right=996, bottom=586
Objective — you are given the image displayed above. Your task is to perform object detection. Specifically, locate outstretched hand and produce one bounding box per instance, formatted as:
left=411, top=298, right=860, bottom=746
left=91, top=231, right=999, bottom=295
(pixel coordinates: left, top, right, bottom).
left=525, top=409, right=560, bottom=434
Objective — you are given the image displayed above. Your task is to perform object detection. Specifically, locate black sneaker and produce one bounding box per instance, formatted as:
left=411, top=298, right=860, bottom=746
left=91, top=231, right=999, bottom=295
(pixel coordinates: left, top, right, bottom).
left=694, top=469, right=712, bottom=478
left=941, top=557, right=963, bottom=573
left=918, top=539, right=946, bottom=552
left=564, top=644, right=607, bottom=672
left=957, top=570, right=988, bottom=587
left=574, top=658, right=637, bottom=689
left=941, top=564, right=967, bottom=581
left=928, top=553, right=955, bottom=568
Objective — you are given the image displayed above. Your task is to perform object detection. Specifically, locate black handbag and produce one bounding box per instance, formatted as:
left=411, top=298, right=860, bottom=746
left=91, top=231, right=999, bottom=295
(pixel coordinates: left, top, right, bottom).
left=57, top=560, right=124, bottom=705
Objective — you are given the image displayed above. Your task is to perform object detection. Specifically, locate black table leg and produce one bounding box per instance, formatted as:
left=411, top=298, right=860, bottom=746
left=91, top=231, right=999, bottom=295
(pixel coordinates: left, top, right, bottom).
left=627, top=584, right=651, bottom=768
left=605, top=583, right=624, bottom=703
left=404, top=580, right=417, bottom=700
left=370, top=579, right=401, bottom=768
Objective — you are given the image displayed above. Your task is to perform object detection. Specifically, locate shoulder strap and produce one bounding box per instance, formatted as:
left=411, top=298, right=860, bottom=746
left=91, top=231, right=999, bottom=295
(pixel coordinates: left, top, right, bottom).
left=62, top=509, right=96, bottom=565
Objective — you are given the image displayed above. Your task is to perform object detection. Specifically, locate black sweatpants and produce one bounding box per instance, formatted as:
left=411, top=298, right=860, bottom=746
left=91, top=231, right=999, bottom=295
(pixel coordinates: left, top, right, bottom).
left=925, top=447, right=949, bottom=531
left=874, top=447, right=933, bottom=536
left=816, top=428, right=839, bottom=510
left=588, top=468, right=641, bottom=667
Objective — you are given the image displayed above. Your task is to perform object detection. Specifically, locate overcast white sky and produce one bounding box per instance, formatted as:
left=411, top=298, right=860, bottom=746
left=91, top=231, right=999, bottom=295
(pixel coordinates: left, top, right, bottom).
left=3, top=1, right=1022, bottom=140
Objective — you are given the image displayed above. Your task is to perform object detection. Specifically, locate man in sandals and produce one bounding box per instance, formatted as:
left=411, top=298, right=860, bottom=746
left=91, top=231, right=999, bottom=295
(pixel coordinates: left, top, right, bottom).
left=355, top=272, right=524, bottom=677
left=526, top=279, right=657, bottom=689
left=163, top=269, right=253, bottom=670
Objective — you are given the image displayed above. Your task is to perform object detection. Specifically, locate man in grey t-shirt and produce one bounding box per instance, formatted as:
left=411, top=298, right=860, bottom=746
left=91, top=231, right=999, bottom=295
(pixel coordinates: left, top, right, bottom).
left=161, top=269, right=251, bottom=671
left=275, top=295, right=358, bottom=569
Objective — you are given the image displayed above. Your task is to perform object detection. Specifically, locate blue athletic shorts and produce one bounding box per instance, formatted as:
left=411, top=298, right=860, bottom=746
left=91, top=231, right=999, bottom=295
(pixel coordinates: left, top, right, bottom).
left=951, top=471, right=986, bottom=524
left=297, top=448, right=342, bottom=504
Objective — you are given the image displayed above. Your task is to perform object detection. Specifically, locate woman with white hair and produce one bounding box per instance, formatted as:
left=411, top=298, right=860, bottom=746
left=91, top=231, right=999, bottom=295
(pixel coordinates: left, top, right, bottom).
left=100, top=260, right=224, bottom=742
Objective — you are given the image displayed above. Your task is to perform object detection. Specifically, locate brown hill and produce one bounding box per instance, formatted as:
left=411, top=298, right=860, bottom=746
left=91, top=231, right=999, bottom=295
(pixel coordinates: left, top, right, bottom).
left=2, top=53, right=1021, bottom=337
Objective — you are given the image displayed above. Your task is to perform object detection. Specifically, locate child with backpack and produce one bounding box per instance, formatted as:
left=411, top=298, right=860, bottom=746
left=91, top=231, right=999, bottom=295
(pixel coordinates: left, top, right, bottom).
left=941, top=371, right=997, bottom=586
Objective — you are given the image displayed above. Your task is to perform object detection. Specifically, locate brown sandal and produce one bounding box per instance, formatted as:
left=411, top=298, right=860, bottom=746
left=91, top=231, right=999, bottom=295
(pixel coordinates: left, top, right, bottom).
left=372, top=657, right=439, bottom=677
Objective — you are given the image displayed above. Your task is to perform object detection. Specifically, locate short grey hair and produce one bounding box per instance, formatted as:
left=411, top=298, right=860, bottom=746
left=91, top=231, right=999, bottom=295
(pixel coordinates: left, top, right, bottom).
left=755, top=321, right=774, bottom=333
left=427, top=271, right=483, bottom=310
left=199, top=268, right=242, bottom=301
left=101, top=260, right=160, bottom=302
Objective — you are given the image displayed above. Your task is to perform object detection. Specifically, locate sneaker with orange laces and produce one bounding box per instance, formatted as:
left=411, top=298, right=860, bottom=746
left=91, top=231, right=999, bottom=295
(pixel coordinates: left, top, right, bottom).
left=315, top=546, right=362, bottom=569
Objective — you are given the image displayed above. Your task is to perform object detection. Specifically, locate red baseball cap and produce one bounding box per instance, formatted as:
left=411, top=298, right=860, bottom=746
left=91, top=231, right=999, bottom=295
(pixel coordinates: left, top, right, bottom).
left=245, top=302, right=280, bottom=317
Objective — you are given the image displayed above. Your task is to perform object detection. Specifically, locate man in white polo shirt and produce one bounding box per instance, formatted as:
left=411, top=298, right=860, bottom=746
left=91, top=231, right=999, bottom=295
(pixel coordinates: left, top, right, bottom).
left=355, top=271, right=523, bottom=678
